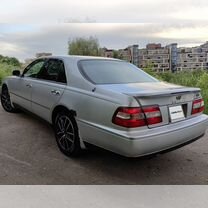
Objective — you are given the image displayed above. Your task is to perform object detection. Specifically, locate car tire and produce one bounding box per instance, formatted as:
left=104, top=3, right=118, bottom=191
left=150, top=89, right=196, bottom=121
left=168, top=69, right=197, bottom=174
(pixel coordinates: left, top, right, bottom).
left=54, top=111, right=81, bottom=157
left=1, top=86, right=18, bottom=113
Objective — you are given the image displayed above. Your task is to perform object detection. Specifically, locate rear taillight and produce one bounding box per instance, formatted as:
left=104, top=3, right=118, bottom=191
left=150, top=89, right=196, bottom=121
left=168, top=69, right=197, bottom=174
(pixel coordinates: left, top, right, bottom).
left=143, top=106, right=162, bottom=125
left=112, top=107, right=146, bottom=128
left=112, top=106, right=162, bottom=128
left=192, top=99, right=204, bottom=115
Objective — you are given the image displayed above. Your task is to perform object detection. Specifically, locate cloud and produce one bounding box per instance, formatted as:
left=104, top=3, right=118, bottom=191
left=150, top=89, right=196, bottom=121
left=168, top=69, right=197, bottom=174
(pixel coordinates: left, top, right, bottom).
left=0, top=0, right=208, bottom=61
left=156, top=26, right=208, bottom=41
left=1, top=23, right=208, bottom=61
left=169, top=7, right=208, bottom=21
left=0, top=0, right=208, bottom=23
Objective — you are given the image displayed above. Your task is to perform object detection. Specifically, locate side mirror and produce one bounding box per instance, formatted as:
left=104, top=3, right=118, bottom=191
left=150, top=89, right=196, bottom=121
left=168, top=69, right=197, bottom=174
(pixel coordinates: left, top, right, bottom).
left=12, top=70, right=21, bottom=76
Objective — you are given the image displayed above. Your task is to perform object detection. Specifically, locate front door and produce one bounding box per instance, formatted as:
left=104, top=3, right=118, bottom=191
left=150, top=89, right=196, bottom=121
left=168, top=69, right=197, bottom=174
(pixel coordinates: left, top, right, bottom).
left=10, top=59, right=46, bottom=111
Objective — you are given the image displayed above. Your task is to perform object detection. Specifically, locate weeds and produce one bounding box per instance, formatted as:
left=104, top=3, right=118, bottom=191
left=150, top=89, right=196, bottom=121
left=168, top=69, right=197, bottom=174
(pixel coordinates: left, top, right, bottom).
left=144, top=68, right=208, bottom=114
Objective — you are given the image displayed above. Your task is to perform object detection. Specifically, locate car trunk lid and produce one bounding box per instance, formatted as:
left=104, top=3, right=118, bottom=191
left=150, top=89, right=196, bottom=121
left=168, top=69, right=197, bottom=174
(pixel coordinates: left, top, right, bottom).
left=99, top=82, right=202, bottom=128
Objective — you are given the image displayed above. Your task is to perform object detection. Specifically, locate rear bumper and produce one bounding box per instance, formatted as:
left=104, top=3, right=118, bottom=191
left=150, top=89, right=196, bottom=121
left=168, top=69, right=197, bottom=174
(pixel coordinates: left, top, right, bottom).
left=78, top=114, right=208, bottom=157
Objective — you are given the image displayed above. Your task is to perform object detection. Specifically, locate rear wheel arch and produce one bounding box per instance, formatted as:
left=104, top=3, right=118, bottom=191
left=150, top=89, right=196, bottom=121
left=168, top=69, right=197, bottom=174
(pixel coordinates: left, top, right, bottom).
left=52, top=105, right=77, bottom=125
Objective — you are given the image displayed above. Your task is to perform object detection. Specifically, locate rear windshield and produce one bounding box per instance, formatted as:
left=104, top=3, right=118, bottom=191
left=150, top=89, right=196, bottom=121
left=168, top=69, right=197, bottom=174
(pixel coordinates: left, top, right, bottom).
left=78, top=60, right=158, bottom=84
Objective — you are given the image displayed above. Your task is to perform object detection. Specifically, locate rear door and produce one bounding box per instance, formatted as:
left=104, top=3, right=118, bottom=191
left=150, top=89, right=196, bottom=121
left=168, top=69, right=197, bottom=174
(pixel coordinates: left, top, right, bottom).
left=31, top=58, right=67, bottom=122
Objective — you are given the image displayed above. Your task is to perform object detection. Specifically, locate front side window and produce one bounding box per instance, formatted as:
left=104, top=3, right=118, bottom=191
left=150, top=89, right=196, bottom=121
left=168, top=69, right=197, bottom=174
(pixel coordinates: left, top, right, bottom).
left=78, top=60, right=158, bottom=85
left=24, top=60, right=45, bottom=78
left=38, top=59, right=67, bottom=83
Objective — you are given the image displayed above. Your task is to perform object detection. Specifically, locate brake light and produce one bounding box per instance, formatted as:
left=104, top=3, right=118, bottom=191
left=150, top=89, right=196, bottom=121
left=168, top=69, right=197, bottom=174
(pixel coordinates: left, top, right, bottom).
left=192, top=99, right=204, bottom=115
left=143, top=106, right=162, bottom=125
left=112, top=106, right=162, bottom=128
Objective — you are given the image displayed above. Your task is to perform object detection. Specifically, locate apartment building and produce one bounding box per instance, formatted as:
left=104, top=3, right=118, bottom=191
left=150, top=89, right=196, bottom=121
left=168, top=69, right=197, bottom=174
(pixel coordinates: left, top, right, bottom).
left=92, top=42, right=208, bottom=72
left=177, top=42, right=208, bottom=71
left=138, top=43, right=171, bottom=72
left=100, top=48, right=114, bottom=58
left=167, top=43, right=178, bottom=72
left=100, top=45, right=139, bottom=66
left=118, top=48, right=131, bottom=62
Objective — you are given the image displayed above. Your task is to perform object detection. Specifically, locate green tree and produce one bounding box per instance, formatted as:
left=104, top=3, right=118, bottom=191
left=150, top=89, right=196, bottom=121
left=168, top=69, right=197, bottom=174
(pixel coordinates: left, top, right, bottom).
left=112, top=50, right=119, bottom=58
left=0, top=55, right=21, bottom=67
left=68, top=37, right=100, bottom=56
left=112, top=50, right=123, bottom=59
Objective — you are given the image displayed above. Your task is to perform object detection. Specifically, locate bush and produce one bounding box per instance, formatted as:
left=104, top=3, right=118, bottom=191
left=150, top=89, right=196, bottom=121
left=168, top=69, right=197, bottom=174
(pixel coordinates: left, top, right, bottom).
left=0, top=55, right=21, bottom=67
left=157, top=71, right=205, bottom=87
left=0, top=63, right=14, bottom=85
left=144, top=69, right=208, bottom=114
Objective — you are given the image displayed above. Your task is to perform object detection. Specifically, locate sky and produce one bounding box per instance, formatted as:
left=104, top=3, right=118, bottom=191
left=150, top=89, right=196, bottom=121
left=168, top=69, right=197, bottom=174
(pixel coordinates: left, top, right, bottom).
left=0, top=0, right=208, bottom=61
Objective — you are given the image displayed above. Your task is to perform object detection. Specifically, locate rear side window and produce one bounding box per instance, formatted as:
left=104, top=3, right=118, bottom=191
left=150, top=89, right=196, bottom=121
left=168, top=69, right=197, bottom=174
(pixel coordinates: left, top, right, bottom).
left=78, top=60, right=158, bottom=85
left=38, top=59, right=67, bottom=84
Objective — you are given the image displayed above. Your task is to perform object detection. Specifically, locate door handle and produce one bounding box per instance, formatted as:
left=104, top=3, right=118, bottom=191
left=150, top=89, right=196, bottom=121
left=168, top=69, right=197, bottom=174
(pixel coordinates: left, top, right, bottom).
left=51, top=90, right=61, bottom=96
left=26, top=83, right=32, bottom=88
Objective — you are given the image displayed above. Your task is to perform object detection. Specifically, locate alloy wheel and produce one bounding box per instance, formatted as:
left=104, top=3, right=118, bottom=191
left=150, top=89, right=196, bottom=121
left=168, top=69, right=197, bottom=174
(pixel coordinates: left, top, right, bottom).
left=56, top=115, right=75, bottom=151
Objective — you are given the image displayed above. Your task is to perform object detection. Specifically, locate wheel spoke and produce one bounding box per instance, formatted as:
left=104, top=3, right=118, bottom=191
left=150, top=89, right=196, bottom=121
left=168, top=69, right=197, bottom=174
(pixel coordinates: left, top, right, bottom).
left=57, top=120, right=64, bottom=132
left=60, top=135, right=70, bottom=151
left=65, top=120, right=70, bottom=131
left=61, top=118, right=66, bottom=130
left=57, top=130, right=64, bottom=134
left=65, top=134, right=74, bottom=143
left=59, top=134, right=65, bottom=142
left=64, top=137, right=70, bottom=150
left=67, top=132, right=74, bottom=136
left=57, top=131, right=64, bottom=137
left=63, top=117, right=68, bottom=129
left=59, top=135, right=67, bottom=149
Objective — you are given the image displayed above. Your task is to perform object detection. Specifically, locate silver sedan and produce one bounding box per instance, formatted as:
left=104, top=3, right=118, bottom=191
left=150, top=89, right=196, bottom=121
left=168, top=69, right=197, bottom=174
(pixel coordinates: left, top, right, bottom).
left=1, top=55, right=208, bottom=157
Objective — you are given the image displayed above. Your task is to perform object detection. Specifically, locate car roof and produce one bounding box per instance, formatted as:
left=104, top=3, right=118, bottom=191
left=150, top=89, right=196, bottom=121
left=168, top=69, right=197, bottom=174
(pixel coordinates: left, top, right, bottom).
left=40, top=55, right=118, bottom=60
left=38, top=55, right=120, bottom=62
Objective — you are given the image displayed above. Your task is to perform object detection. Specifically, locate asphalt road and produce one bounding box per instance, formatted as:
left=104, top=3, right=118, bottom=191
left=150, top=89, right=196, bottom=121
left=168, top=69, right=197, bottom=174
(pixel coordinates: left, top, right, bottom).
left=0, top=105, right=208, bottom=184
